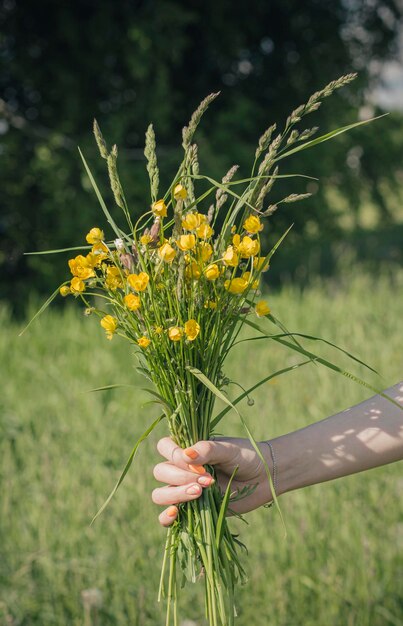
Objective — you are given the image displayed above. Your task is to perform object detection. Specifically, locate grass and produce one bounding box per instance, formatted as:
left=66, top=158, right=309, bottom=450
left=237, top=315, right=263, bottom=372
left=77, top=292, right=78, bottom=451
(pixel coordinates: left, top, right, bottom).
left=1, top=270, right=402, bottom=626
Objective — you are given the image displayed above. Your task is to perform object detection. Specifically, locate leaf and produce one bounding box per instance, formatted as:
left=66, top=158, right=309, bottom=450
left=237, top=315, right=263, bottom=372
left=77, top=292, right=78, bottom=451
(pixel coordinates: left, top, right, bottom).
left=91, top=413, right=165, bottom=524
left=275, top=114, right=387, bottom=162
left=88, top=383, right=135, bottom=392
left=25, top=245, right=92, bottom=255
left=19, top=284, right=65, bottom=336
left=78, top=147, right=125, bottom=241
left=210, top=360, right=312, bottom=430
left=186, top=366, right=286, bottom=531
left=216, top=465, right=239, bottom=549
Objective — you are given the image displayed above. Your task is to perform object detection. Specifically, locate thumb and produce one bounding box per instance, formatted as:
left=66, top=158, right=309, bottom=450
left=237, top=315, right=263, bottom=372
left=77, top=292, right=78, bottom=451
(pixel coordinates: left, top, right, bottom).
left=181, top=439, right=237, bottom=468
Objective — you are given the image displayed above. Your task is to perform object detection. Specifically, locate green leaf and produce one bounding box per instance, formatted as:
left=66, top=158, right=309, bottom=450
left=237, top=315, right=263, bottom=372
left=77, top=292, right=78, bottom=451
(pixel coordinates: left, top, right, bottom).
left=25, top=245, right=92, bottom=255
left=186, top=366, right=286, bottom=531
left=275, top=114, right=387, bottom=162
left=210, top=360, right=312, bottom=430
left=78, top=147, right=125, bottom=241
left=19, top=284, right=65, bottom=336
left=216, top=465, right=239, bottom=549
left=88, top=383, right=135, bottom=392
left=91, top=412, right=165, bottom=524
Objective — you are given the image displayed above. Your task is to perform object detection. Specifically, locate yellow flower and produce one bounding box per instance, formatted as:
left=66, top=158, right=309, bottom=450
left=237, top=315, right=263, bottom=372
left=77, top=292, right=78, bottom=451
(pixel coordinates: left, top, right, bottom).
left=237, top=236, right=260, bottom=258
left=59, top=285, right=70, bottom=297
left=253, top=256, right=270, bottom=272
left=85, top=252, right=100, bottom=268
left=224, top=277, right=248, bottom=295
left=92, top=242, right=109, bottom=263
left=223, top=246, right=239, bottom=267
left=158, top=242, right=176, bottom=263
left=196, top=223, right=213, bottom=239
left=100, top=315, right=118, bottom=340
left=174, top=184, right=187, bottom=200
left=182, top=213, right=201, bottom=231
left=184, top=319, right=200, bottom=341
left=199, top=242, right=213, bottom=262
left=204, top=263, right=220, bottom=280
left=127, top=272, right=149, bottom=292
left=243, top=215, right=263, bottom=234
left=243, top=271, right=259, bottom=290
left=152, top=199, right=167, bottom=218
left=70, top=277, right=86, bottom=293
left=68, top=255, right=95, bottom=279
left=138, top=336, right=151, bottom=349
left=140, top=234, right=152, bottom=245
left=168, top=326, right=183, bottom=342
left=105, top=266, right=124, bottom=291
left=124, top=293, right=141, bottom=311
left=204, top=300, right=217, bottom=309
left=185, top=262, right=201, bottom=280
left=154, top=326, right=163, bottom=335
left=177, top=234, right=196, bottom=251
left=255, top=300, right=271, bottom=317
left=86, top=227, right=104, bottom=245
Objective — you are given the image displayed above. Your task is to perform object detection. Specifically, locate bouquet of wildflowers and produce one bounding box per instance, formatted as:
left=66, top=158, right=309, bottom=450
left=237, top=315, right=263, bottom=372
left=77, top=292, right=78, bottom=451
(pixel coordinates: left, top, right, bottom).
left=25, top=73, right=388, bottom=625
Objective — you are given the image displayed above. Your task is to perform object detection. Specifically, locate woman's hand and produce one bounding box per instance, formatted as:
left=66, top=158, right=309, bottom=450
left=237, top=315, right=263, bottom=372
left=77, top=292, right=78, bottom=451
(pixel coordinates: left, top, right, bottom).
left=152, top=436, right=274, bottom=526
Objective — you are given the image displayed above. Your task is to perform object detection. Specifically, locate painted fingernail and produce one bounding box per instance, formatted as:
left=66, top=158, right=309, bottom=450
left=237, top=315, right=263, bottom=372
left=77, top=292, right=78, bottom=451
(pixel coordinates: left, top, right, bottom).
left=188, top=464, right=206, bottom=475
left=166, top=506, right=177, bottom=517
left=184, top=447, right=199, bottom=459
left=198, top=475, right=214, bottom=486
left=186, top=484, right=201, bottom=495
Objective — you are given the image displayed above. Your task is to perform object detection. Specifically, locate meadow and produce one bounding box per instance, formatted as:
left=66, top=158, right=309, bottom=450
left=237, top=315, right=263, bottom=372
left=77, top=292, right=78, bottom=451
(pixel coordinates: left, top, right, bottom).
left=1, top=270, right=402, bottom=626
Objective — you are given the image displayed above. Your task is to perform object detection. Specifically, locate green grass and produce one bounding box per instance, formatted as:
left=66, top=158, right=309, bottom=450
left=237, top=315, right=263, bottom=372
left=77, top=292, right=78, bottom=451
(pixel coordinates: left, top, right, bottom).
left=1, top=271, right=402, bottom=626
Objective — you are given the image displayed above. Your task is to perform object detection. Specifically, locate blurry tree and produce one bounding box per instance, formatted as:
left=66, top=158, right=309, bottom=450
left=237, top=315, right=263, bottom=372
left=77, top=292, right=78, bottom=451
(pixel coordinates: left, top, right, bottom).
left=1, top=0, right=402, bottom=310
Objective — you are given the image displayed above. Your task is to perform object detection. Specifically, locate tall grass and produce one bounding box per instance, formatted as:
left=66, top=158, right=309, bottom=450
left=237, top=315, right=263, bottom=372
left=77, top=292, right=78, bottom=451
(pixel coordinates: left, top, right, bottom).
left=1, top=271, right=402, bottom=626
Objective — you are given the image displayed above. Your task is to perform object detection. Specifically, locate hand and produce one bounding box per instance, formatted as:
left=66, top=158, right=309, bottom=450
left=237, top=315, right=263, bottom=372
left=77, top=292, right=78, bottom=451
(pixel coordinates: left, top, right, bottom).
left=152, top=436, right=274, bottom=526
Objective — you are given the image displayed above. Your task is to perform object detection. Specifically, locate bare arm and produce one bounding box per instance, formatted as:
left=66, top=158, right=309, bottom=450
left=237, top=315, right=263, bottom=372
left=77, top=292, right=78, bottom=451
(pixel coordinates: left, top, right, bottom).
left=152, top=382, right=403, bottom=526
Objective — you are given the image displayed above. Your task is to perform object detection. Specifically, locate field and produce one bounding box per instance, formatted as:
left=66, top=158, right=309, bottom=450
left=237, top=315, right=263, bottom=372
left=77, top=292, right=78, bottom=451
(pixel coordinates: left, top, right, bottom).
left=1, top=271, right=402, bottom=626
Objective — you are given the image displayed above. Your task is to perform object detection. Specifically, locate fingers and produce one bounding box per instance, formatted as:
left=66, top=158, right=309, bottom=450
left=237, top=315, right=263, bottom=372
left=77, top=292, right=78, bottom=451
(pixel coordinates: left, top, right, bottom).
left=153, top=461, right=214, bottom=487
left=152, top=483, right=203, bottom=507
left=157, top=436, right=237, bottom=470
left=158, top=506, right=178, bottom=527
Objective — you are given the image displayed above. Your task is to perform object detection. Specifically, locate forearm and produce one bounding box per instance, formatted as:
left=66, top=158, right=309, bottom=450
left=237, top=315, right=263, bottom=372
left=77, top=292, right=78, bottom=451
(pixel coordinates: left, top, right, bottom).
left=272, top=382, right=403, bottom=496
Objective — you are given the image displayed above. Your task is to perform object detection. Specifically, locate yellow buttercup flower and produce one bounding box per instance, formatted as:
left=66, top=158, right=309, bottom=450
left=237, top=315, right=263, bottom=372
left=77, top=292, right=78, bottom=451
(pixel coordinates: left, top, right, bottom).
left=85, top=252, right=100, bottom=268
left=184, top=319, right=200, bottom=341
left=59, top=285, right=70, bottom=297
left=86, top=227, right=104, bottom=245
left=92, top=242, right=109, bottom=262
left=152, top=199, right=167, bottom=218
left=105, top=266, right=124, bottom=291
left=185, top=262, right=201, bottom=280
left=100, top=315, right=118, bottom=340
left=204, top=263, right=220, bottom=280
left=68, top=255, right=95, bottom=279
left=224, top=277, right=248, bottom=295
left=70, top=277, right=86, bottom=294
left=154, top=326, right=163, bottom=335
left=196, top=223, right=213, bottom=239
left=253, top=256, right=270, bottom=272
left=199, top=242, right=213, bottom=262
left=223, top=246, right=239, bottom=267
left=182, top=213, right=201, bottom=231
left=243, top=271, right=259, bottom=290
left=177, top=234, right=196, bottom=251
left=124, top=293, right=141, bottom=311
left=255, top=300, right=271, bottom=317
left=168, top=326, right=183, bottom=342
left=127, top=272, right=149, bottom=292
left=138, top=336, right=151, bottom=348
left=243, top=215, right=263, bottom=234
left=158, top=242, right=176, bottom=263
left=140, top=234, right=152, bottom=245
left=237, top=236, right=260, bottom=258
left=174, top=184, right=187, bottom=200
left=204, top=300, right=217, bottom=309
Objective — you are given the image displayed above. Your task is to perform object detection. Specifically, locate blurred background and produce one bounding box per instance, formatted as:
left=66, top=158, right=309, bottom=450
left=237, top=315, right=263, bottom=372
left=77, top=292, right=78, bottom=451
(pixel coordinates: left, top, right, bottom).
left=1, top=2, right=402, bottom=625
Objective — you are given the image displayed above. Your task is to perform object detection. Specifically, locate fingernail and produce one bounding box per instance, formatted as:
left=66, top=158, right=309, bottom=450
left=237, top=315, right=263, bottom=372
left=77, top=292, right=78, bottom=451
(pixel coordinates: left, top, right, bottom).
left=184, top=447, right=199, bottom=459
left=198, top=475, right=214, bottom=486
left=186, top=485, right=201, bottom=495
left=166, top=506, right=177, bottom=517
left=188, top=464, right=206, bottom=475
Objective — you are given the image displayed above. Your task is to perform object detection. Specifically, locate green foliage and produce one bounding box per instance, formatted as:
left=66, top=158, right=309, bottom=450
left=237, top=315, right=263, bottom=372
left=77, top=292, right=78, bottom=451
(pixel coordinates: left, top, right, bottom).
left=1, top=1, right=403, bottom=311
left=1, top=271, right=402, bottom=624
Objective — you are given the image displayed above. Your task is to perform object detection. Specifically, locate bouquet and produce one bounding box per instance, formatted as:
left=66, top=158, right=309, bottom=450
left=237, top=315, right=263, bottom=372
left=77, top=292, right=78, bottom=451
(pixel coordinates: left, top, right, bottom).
left=24, top=73, right=388, bottom=625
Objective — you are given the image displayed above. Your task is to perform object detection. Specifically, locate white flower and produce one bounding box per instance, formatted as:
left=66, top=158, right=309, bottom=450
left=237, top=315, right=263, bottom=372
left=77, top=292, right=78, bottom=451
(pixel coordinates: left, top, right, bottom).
left=114, top=238, right=124, bottom=251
